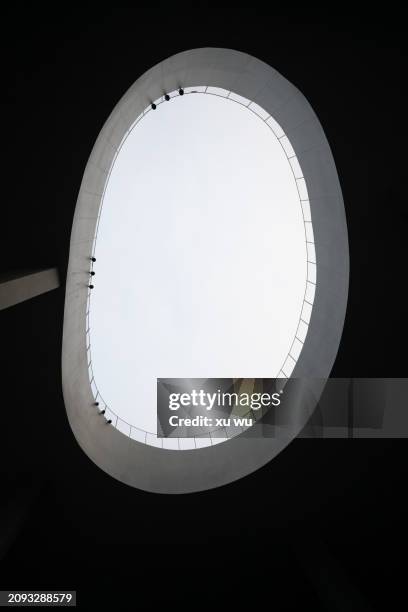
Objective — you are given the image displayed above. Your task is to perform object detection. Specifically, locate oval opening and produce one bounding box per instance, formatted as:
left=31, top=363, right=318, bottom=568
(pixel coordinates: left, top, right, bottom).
left=88, top=87, right=315, bottom=449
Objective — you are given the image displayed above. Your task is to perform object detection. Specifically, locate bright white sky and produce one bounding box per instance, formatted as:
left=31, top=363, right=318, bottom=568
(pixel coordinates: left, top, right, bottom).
left=90, top=90, right=307, bottom=442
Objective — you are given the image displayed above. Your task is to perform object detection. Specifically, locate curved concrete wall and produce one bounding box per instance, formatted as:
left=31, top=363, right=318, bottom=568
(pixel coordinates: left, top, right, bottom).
left=62, top=48, right=349, bottom=493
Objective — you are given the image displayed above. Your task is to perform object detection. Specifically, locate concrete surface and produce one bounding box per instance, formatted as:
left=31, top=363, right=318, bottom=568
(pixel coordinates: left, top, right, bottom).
left=62, top=48, right=349, bottom=493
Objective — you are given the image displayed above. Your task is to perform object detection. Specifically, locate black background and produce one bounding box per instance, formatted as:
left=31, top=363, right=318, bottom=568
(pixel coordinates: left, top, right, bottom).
left=1, top=5, right=407, bottom=610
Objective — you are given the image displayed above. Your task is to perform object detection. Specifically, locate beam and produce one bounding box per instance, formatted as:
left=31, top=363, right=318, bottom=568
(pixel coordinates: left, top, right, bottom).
left=0, top=268, right=60, bottom=310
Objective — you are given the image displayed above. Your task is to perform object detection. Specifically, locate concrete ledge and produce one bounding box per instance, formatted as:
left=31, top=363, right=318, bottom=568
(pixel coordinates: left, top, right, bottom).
left=62, top=48, right=349, bottom=493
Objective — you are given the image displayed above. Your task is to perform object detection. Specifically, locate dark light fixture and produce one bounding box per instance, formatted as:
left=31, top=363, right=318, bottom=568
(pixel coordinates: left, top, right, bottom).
left=151, top=103, right=157, bottom=110
left=178, top=88, right=184, bottom=96
left=88, top=284, right=94, bottom=289
left=90, top=271, right=95, bottom=276
left=106, top=419, right=112, bottom=425
left=94, top=401, right=99, bottom=406
left=164, top=94, right=170, bottom=101
left=91, top=257, right=96, bottom=262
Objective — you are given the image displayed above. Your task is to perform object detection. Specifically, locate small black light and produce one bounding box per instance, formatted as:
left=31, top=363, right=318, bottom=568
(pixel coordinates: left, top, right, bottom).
left=178, top=88, right=184, bottom=96
left=164, top=94, right=170, bottom=101
left=106, top=419, right=112, bottom=425
left=94, top=401, right=99, bottom=406
left=151, top=103, right=157, bottom=110
left=90, top=271, right=95, bottom=276
left=91, top=257, right=96, bottom=262
left=100, top=409, right=106, bottom=415
left=88, top=284, right=94, bottom=289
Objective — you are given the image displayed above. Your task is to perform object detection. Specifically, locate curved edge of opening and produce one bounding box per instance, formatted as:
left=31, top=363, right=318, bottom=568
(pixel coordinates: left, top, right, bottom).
left=62, top=47, right=349, bottom=493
